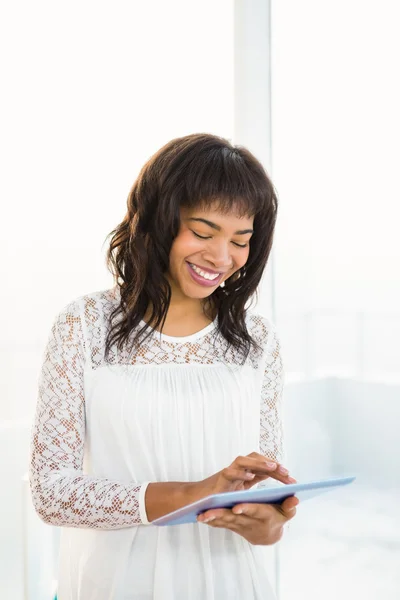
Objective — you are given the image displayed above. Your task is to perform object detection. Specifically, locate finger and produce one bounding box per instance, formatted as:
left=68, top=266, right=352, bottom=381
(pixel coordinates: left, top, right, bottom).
left=228, top=457, right=296, bottom=485
left=221, top=467, right=282, bottom=485
left=281, top=496, right=300, bottom=516
left=246, top=469, right=297, bottom=486
left=282, top=506, right=297, bottom=521
left=232, top=498, right=299, bottom=521
left=203, top=517, right=240, bottom=532
left=246, top=453, right=294, bottom=481
left=230, top=456, right=279, bottom=474
left=198, top=511, right=246, bottom=531
left=231, top=502, right=276, bottom=520
left=269, top=472, right=297, bottom=485
left=245, top=454, right=297, bottom=484
left=221, top=467, right=280, bottom=485
left=197, top=508, right=234, bottom=524
left=273, top=496, right=299, bottom=519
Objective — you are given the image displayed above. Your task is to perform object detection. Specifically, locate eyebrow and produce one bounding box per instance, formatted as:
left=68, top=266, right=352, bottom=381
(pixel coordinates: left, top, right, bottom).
left=187, top=217, right=254, bottom=235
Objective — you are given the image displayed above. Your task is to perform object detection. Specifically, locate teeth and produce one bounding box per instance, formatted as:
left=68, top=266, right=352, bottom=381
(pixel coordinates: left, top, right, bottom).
left=189, top=263, right=220, bottom=280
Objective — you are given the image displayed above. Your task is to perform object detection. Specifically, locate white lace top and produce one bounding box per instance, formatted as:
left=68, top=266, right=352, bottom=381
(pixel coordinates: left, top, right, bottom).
left=29, top=285, right=285, bottom=599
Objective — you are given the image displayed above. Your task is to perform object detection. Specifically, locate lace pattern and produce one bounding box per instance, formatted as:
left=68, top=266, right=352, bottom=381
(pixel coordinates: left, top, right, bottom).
left=29, top=299, right=143, bottom=529
left=259, top=325, right=285, bottom=464
left=29, top=287, right=284, bottom=529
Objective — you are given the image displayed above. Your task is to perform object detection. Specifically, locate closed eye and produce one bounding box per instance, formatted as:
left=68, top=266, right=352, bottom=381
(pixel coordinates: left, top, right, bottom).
left=191, top=231, right=248, bottom=248
left=192, top=232, right=210, bottom=240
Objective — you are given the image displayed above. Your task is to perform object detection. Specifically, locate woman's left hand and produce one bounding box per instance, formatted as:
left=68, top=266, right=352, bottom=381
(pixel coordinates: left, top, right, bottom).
left=196, top=495, right=299, bottom=545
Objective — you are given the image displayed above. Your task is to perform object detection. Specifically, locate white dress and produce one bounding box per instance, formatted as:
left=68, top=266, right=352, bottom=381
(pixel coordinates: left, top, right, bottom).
left=29, top=285, right=285, bottom=600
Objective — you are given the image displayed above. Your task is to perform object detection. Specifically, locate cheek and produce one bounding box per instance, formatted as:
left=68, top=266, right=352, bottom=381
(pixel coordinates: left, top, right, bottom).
left=235, top=248, right=250, bottom=268
left=170, top=232, right=202, bottom=261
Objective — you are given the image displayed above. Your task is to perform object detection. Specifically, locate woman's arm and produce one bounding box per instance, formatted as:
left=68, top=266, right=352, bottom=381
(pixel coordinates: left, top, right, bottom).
left=29, top=300, right=156, bottom=530
left=258, top=320, right=285, bottom=472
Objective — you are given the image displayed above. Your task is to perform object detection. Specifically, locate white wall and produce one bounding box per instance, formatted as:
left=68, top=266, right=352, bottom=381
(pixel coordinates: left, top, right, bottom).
left=0, top=0, right=234, bottom=424
left=271, top=0, right=400, bottom=315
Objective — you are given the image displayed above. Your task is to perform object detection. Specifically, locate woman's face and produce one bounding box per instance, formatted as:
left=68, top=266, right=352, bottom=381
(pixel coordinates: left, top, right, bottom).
left=167, top=203, right=254, bottom=302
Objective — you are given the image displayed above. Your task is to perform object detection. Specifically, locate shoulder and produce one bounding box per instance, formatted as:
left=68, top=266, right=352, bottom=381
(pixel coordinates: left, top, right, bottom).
left=49, top=285, right=118, bottom=339
left=61, top=285, right=118, bottom=318
left=245, top=310, right=280, bottom=350
left=245, top=310, right=283, bottom=373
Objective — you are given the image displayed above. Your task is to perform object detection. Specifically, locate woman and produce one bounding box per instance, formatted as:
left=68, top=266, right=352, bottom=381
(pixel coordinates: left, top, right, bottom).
left=29, top=133, right=299, bottom=599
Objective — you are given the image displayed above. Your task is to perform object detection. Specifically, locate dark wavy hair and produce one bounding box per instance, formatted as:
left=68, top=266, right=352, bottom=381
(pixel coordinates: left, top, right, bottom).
left=103, top=133, right=278, bottom=364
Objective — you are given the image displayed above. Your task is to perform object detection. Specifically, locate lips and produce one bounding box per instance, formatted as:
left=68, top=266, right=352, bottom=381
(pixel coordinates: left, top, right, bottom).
left=186, top=262, right=224, bottom=287
left=187, top=262, right=222, bottom=276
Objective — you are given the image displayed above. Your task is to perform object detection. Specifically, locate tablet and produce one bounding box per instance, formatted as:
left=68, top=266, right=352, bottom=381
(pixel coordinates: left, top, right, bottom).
left=152, top=475, right=356, bottom=526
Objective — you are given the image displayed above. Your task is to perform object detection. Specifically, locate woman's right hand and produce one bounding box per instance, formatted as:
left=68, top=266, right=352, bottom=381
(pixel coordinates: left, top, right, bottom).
left=186, top=452, right=296, bottom=503
left=145, top=453, right=297, bottom=522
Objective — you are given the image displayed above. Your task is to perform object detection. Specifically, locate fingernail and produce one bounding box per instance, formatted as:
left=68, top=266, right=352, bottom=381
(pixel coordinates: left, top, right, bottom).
left=266, top=461, right=277, bottom=469
left=279, top=466, right=289, bottom=475
left=288, top=476, right=297, bottom=483
left=245, top=472, right=256, bottom=479
left=203, top=516, right=215, bottom=523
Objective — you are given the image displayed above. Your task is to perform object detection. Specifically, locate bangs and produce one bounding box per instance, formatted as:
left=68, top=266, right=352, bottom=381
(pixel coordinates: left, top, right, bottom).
left=179, top=146, right=269, bottom=218
left=105, top=133, right=278, bottom=365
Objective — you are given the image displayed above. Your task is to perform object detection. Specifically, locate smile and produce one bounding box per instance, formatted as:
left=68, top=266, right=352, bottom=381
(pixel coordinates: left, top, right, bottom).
left=186, top=262, right=224, bottom=286
left=189, top=263, right=220, bottom=280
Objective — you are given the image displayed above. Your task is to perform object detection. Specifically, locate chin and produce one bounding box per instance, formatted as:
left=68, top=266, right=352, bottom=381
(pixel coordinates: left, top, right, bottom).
left=183, top=284, right=216, bottom=299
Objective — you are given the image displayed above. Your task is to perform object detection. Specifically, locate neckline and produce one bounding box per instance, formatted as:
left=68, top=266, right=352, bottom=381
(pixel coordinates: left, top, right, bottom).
left=112, top=284, right=218, bottom=342
left=139, top=316, right=218, bottom=343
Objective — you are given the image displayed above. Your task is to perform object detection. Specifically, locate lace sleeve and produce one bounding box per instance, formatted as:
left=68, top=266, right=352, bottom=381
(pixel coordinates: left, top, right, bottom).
left=259, top=322, right=285, bottom=466
left=28, top=300, right=149, bottom=529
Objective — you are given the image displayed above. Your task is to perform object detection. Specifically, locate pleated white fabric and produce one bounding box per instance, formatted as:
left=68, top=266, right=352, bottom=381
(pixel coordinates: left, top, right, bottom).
left=29, top=286, right=285, bottom=599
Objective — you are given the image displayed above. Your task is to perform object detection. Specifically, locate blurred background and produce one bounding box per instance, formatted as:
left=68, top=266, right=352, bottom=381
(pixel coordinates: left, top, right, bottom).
left=1, top=0, right=399, bottom=598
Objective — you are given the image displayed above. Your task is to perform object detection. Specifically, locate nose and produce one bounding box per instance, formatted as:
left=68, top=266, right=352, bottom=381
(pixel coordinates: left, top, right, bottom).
left=202, top=241, right=233, bottom=270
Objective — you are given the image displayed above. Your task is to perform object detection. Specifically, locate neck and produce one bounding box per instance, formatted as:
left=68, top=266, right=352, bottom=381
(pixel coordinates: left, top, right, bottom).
left=144, top=291, right=216, bottom=325
left=167, top=275, right=215, bottom=319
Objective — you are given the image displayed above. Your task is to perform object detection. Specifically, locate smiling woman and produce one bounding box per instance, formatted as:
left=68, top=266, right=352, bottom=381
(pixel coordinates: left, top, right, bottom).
left=169, top=206, right=253, bottom=293
left=104, top=132, right=279, bottom=362
left=28, top=133, right=294, bottom=600
left=158, top=205, right=255, bottom=336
